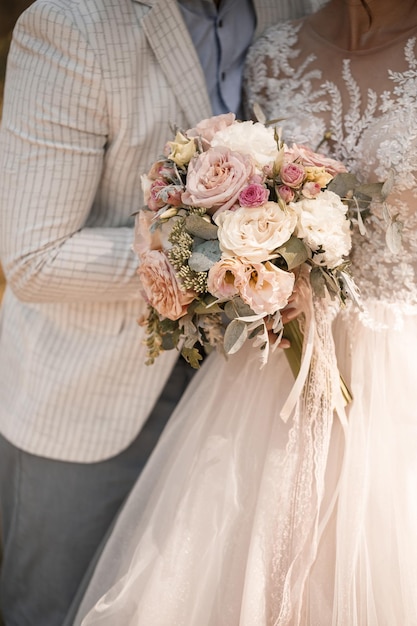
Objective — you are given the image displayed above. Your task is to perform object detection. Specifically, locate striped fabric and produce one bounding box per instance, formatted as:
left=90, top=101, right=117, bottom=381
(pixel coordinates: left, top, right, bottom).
left=0, top=0, right=319, bottom=463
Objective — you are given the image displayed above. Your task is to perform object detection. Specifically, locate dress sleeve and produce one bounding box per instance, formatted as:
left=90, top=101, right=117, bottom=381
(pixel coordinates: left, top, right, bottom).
left=0, top=1, right=141, bottom=304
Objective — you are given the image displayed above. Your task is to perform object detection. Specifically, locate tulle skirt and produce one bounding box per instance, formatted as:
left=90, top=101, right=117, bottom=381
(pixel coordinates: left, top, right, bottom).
left=75, top=300, right=417, bottom=626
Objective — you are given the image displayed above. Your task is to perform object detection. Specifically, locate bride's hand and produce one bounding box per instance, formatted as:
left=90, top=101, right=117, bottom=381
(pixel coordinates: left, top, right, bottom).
left=272, top=283, right=305, bottom=349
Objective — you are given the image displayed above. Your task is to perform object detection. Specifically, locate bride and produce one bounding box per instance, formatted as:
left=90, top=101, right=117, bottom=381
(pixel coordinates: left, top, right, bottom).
left=74, top=0, right=417, bottom=623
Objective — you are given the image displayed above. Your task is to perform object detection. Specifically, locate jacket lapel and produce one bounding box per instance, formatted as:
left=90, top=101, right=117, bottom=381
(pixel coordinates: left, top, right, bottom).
left=132, top=0, right=212, bottom=127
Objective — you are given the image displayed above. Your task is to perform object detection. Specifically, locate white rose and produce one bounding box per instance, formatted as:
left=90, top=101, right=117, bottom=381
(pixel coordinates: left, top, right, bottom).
left=211, top=121, right=279, bottom=170
left=291, top=190, right=351, bottom=269
left=215, top=202, right=297, bottom=263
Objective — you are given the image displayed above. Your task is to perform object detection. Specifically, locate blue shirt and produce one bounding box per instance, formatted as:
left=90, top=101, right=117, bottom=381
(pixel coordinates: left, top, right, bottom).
left=178, top=0, right=256, bottom=118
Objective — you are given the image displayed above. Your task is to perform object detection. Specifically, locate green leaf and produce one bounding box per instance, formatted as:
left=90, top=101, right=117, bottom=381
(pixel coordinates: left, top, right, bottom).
left=356, top=182, right=384, bottom=199
left=181, top=346, right=203, bottom=369
left=310, top=266, right=327, bottom=299
left=193, top=298, right=223, bottom=314
left=188, top=239, right=221, bottom=272
left=223, top=319, right=248, bottom=354
left=185, top=215, right=218, bottom=240
left=274, top=236, right=310, bottom=270
left=224, top=297, right=255, bottom=319
left=327, top=173, right=359, bottom=198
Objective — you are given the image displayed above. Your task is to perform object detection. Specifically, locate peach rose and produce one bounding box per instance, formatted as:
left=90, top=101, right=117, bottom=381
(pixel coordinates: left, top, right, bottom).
left=182, top=146, right=254, bottom=215
left=186, top=113, right=236, bottom=147
left=207, top=257, right=247, bottom=299
left=285, top=144, right=347, bottom=176
left=238, top=261, right=295, bottom=315
left=137, top=250, right=195, bottom=320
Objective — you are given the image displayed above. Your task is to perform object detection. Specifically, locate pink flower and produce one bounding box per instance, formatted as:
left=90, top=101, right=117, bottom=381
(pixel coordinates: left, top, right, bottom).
left=276, top=185, right=295, bottom=203
left=238, top=183, right=270, bottom=208
left=147, top=160, right=177, bottom=181
left=186, top=113, right=236, bottom=147
left=238, top=261, right=295, bottom=315
left=280, top=162, right=306, bottom=188
left=302, top=181, right=322, bottom=198
left=207, top=257, right=247, bottom=299
left=137, top=250, right=195, bottom=320
left=134, top=210, right=160, bottom=257
left=148, top=179, right=169, bottom=211
left=182, top=146, right=254, bottom=215
left=285, top=144, right=347, bottom=176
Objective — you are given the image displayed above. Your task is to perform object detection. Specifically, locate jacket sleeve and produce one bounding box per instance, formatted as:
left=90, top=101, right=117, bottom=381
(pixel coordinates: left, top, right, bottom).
left=0, top=1, right=141, bottom=303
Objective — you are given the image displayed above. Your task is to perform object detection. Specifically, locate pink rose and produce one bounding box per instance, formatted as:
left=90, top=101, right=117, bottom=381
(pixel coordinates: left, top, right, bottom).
left=207, top=257, right=247, bottom=299
left=182, top=146, right=254, bottom=215
left=302, top=181, right=322, bottom=198
left=285, top=144, right=347, bottom=176
left=238, top=261, right=295, bottom=315
left=238, top=183, right=270, bottom=208
left=137, top=250, right=195, bottom=320
left=186, top=113, right=236, bottom=148
left=280, top=162, right=306, bottom=188
left=276, top=185, right=295, bottom=203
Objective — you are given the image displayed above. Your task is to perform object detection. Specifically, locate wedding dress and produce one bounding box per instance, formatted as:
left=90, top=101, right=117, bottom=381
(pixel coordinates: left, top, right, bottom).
left=75, top=19, right=417, bottom=626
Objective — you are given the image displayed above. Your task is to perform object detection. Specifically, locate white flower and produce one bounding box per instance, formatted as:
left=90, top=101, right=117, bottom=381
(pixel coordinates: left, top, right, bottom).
left=215, top=202, right=297, bottom=263
left=291, top=190, right=351, bottom=269
left=211, top=121, right=279, bottom=170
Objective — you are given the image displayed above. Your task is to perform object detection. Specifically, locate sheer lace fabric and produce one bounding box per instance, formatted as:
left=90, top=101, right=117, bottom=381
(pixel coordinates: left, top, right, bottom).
left=245, top=21, right=417, bottom=312
left=76, top=20, right=417, bottom=626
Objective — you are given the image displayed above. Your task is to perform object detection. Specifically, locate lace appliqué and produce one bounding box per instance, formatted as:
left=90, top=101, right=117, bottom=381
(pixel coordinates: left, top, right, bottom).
left=245, top=23, right=417, bottom=311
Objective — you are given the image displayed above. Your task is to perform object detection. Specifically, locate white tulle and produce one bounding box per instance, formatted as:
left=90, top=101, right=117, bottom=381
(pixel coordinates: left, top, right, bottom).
left=74, top=298, right=417, bottom=626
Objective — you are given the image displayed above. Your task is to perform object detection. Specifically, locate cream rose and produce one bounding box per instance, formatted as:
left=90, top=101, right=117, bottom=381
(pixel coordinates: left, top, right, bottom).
left=238, top=261, right=295, bottom=315
left=137, top=250, right=195, bottom=320
left=182, top=146, right=254, bottom=214
left=291, top=190, right=352, bottom=269
left=211, top=120, right=279, bottom=170
left=215, top=202, right=297, bottom=263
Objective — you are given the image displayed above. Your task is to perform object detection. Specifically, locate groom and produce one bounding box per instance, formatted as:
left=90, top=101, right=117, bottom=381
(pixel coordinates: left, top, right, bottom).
left=0, top=0, right=318, bottom=624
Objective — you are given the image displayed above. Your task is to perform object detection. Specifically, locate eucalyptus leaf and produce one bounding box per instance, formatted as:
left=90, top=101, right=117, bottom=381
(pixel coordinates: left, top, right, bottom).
left=223, top=319, right=248, bottom=355
left=188, top=240, right=221, bottom=272
left=385, top=219, right=403, bottom=255
left=356, top=182, right=384, bottom=200
left=381, top=168, right=395, bottom=199
left=252, top=102, right=266, bottom=125
left=185, top=215, right=218, bottom=240
left=327, top=173, right=358, bottom=198
left=310, top=267, right=327, bottom=299
left=224, top=297, right=256, bottom=320
left=275, top=236, right=310, bottom=270
left=193, top=300, right=223, bottom=314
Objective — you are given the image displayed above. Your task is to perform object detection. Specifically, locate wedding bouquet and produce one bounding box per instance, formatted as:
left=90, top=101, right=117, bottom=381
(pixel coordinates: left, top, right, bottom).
left=134, top=113, right=370, bottom=377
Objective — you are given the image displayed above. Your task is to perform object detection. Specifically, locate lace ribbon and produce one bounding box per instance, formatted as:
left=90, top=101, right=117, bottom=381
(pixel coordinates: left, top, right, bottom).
left=270, top=278, right=348, bottom=624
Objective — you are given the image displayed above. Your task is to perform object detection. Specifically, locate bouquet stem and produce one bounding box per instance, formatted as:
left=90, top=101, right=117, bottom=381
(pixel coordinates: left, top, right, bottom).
left=283, top=319, right=353, bottom=406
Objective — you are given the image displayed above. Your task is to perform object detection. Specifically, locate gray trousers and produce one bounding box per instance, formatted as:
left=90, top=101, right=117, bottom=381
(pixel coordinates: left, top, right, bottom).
left=0, top=358, right=194, bottom=626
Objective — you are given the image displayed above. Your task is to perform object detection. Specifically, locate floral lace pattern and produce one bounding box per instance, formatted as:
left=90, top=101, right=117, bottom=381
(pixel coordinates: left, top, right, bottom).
left=245, top=22, right=417, bottom=309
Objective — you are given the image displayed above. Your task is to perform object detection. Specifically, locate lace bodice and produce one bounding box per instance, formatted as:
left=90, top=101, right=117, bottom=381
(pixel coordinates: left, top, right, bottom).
left=245, top=21, right=417, bottom=309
